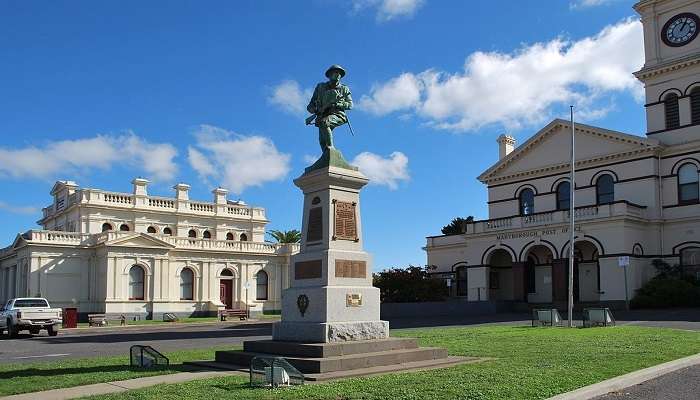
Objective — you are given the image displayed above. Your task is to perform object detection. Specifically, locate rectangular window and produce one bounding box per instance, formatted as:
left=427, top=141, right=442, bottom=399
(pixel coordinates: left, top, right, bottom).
left=679, top=182, right=699, bottom=204
left=456, top=268, right=468, bottom=296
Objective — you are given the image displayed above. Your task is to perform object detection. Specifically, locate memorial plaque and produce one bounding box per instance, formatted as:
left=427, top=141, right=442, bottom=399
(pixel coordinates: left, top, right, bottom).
left=346, top=293, right=363, bottom=307
left=295, top=260, right=322, bottom=280
left=333, top=200, right=357, bottom=241
left=306, top=207, right=322, bottom=242
left=335, top=259, right=367, bottom=278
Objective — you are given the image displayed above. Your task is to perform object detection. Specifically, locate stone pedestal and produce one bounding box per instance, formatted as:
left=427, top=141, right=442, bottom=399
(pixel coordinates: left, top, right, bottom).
left=272, top=162, right=389, bottom=343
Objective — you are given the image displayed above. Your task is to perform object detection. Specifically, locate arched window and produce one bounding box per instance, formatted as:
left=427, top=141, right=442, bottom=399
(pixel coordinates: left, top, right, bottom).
left=180, top=268, right=194, bottom=300
left=220, top=268, right=233, bottom=277
left=128, top=266, right=145, bottom=300
left=163, top=227, right=172, bottom=236
left=519, top=188, right=535, bottom=215
left=691, top=87, right=700, bottom=124
left=188, top=229, right=197, bottom=238
left=226, top=232, right=234, bottom=241
left=203, top=230, right=211, bottom=239
left=256, top=270, right=268, bottom=300
left=101, top=223, right=113, bottom=232
left=596, top=174, right=615, bottom=204
left=665, top=93, right=680, bottom=129
left=147, top=226, right=157, bottom=234
left=678, top=163, right=699, bottom=204
left=240, top=233, right=248, bottom=241
left=119, top=224, right=130, bottom=232
left=556, top=182, right=571, bottom=210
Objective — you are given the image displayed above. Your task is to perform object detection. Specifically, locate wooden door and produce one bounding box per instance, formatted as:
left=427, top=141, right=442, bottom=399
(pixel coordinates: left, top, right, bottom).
left=219, top=280, right=233, bottom=309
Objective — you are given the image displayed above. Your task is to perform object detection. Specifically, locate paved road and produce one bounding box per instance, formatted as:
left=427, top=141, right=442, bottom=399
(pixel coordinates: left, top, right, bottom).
left=594, top=365, right=700, bottom=400
left=0, top=322, right=271, bottom=364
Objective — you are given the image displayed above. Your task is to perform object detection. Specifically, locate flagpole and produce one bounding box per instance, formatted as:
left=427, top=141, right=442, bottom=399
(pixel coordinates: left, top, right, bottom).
left=568, top=106, right=575, bottom=328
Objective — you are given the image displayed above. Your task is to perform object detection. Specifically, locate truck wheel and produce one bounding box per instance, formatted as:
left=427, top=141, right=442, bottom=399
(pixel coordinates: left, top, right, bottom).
left=47, top=326, right=59, bottom=337
left=7, top=320, right=18, bottom=338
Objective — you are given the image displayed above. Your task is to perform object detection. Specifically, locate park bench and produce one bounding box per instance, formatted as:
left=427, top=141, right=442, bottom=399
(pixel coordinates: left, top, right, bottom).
left=219, top=308, right=247, bottom=321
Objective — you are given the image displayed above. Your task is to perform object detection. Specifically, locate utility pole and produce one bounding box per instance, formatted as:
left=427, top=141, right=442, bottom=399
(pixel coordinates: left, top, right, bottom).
left=568, top=106, right=576, bottom=328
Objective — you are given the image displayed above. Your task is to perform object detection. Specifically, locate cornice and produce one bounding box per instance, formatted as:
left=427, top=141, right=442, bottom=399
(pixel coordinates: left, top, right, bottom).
left=634, top=53, right=700, bottom=80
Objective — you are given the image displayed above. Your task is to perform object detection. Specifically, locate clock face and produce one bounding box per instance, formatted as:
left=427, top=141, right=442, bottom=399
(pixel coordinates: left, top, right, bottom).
left=662, top=13, right=699, bottom=47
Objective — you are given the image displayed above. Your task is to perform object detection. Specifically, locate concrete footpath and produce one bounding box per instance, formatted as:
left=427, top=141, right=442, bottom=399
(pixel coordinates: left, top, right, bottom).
left=0, top=369, right=244, bottom=400
left=548, top=352, right=700, bottom=400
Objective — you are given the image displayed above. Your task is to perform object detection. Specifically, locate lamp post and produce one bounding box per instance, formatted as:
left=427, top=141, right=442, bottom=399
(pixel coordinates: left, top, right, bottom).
left=244, top=280, right=251, bottom=319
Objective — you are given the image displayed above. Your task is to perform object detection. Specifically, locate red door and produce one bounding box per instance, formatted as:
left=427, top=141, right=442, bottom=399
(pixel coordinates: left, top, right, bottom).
left=220, top=280, right=233, bottom=309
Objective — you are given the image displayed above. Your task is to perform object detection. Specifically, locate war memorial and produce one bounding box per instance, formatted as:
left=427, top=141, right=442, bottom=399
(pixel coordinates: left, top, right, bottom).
left=214, top=65, right=463, bottom=380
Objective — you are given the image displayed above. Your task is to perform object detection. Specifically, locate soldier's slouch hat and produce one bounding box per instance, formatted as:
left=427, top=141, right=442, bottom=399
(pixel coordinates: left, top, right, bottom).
left=325, top=64, right=346, bottom=78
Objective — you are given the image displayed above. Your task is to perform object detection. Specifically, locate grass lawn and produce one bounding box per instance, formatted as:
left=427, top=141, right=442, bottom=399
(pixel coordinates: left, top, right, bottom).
left=0, top=345, right=242, bottom=397
left=81, top=325, right=700, bottom=400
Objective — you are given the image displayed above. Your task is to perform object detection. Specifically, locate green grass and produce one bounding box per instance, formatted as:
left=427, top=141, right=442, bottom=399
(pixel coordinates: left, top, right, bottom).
left=0, top=345, right=241, bottom=397
left=82, top=326, right=700, bottom=400
left=76, top=317, right=221, bottom=328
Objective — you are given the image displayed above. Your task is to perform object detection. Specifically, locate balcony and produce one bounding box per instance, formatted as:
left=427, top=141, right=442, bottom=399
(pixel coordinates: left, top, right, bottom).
left=41, top=189, right=266, bottom=221
left=6, top=230, right=299, bottom=256
left=470, top=201, right=647, bottom=235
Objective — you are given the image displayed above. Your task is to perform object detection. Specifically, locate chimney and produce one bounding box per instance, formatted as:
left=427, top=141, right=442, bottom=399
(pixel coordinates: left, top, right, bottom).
left=497, top=134, right=516, bottom=159
left=212, top=187, right=228, bottom=204
left=132, top=178, right=149, bottom=196
left=173, top=183, right=190, bottom=201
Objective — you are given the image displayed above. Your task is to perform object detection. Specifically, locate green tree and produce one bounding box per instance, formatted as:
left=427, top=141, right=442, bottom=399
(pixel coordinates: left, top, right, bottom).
left=373, top=265, right=447, bottom=303
left=267, top=229, right=302, bottom=243
left=441, top=216, right=474, bottom=235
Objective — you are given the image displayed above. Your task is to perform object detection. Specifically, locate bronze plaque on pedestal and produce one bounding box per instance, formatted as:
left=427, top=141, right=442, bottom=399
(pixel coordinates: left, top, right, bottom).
left=295, top=260, right=322, bottom=279
left=306, top=207, right=322, bottom=242
left=346, top=293, right=363, bottom=307
left=333, top=200, right=357, bottom=241
left=335, top=259, right=367, bottom=278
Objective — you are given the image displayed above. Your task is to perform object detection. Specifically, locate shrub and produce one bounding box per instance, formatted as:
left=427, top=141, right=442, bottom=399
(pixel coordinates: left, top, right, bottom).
left=373, top=265, right=447, bottom=303
left=631, top=259, right=700, bottom=309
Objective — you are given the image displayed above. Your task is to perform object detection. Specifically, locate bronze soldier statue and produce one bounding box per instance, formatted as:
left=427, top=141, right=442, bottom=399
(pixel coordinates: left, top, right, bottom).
left=306, top=65, right=353, bottom=152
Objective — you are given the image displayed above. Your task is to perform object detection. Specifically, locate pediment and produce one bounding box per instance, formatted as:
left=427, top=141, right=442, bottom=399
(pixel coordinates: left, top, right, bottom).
left=478, top=119, right=660, bottom=183
left=103, top=233, right=175, bottom=249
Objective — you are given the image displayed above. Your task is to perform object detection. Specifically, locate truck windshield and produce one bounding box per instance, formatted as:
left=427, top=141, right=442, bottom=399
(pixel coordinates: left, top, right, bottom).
left=14, top=299, right=49, bottom=308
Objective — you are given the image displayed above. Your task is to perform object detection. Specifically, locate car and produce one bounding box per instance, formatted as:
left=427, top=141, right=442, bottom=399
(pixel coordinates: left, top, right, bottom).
left=0, top=298, right=63, bottom=337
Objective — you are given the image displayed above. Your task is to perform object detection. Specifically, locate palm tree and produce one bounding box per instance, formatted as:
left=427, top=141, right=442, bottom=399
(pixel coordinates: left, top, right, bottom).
left=267, top=229, right=301, bottom=243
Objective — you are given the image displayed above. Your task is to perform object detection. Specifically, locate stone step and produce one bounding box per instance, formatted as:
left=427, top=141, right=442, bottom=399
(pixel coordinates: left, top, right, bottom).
left=216, top=346, right=448, bottom=374
left=242, top=337, right=419, bottom=358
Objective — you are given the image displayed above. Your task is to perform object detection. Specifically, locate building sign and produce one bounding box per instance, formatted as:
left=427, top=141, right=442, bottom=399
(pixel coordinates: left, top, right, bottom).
left=618, top=256, right=630, bottom=267
left=495, top=226, right=581, bottom=241
left=333, top=200, right=358, bottom=241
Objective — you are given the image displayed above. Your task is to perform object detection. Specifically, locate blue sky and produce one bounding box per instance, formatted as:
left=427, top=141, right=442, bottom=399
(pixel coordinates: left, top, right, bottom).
left=0, top=0, right=646, bottom=270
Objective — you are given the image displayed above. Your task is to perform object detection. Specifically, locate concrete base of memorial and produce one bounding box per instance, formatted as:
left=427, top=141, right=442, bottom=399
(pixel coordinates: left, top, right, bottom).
left=214, top=337, right=466, bottom=381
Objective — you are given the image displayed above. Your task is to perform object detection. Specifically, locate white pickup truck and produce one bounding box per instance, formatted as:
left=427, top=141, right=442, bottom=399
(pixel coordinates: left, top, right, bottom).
left=0, top=298, right=62, bottom=337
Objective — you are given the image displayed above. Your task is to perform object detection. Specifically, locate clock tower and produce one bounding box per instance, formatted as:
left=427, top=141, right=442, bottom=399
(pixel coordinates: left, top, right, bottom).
left=635, top=0, right=700, bottom=144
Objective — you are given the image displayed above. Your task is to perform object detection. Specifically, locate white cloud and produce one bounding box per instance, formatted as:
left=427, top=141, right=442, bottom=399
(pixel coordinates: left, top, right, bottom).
left=351, top=151, right=409, bottom=189
left=187, top=125, right=291, bottom=194
left=358, top=18, right=643, bottom=132
left=570, top=0, right=615, bottom=10
left=268, top=80, right=312, bottom=115
left=0, top=201, right=40, bottom=215
left=0, top=133, right=178, bottom=181
left=352, top=0, right=424, bottom=22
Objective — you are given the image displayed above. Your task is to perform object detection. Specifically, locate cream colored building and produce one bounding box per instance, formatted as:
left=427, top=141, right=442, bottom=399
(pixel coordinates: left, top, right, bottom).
left=0, top=179, right=298, bottom=319
left=426, top=0, right=700, bottom=309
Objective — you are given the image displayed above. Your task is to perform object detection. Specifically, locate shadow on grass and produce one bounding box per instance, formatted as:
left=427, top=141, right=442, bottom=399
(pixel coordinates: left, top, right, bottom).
left=0, top=364, right=189, bottom=380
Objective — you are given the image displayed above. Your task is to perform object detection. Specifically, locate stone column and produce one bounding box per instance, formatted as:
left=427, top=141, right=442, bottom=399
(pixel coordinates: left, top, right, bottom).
left=511, top=262, right=526, bottom=302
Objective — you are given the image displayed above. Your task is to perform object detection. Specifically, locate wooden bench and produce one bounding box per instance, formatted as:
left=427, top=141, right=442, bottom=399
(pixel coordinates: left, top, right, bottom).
left=219, top=309, right=247, bottom=321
